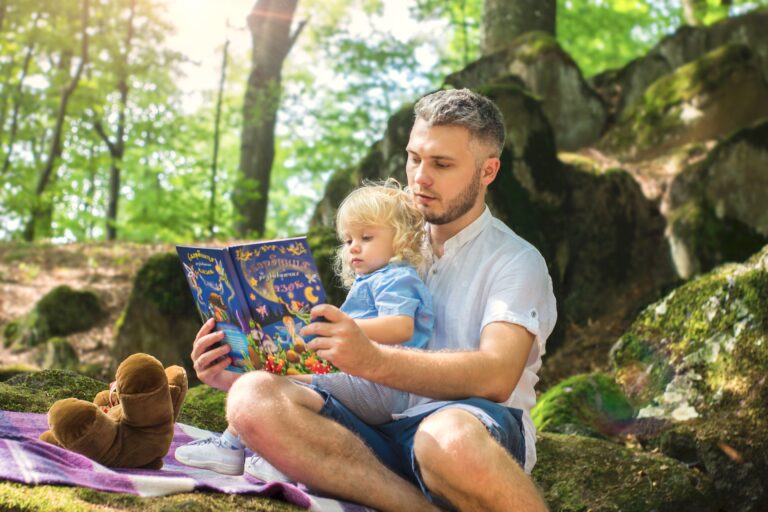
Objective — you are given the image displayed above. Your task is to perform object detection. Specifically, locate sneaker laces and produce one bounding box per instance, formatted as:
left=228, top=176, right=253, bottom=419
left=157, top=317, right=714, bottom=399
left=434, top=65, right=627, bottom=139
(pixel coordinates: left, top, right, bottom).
left=189, top=436, right=226, bottom=448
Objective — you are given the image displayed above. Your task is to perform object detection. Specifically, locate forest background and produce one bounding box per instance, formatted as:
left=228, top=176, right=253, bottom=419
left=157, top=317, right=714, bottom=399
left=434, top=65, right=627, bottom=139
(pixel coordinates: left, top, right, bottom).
left=2, top=0, right=763, bottom=243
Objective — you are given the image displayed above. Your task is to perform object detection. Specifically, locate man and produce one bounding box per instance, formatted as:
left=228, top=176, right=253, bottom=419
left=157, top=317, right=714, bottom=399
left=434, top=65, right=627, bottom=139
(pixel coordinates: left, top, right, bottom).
left=191, top=89, right=556, bottom=511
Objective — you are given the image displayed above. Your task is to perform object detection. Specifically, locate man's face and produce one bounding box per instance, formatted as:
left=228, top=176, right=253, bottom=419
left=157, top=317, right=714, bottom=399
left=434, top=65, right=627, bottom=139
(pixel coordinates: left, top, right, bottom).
left=405, top=118, right=488, bottom=226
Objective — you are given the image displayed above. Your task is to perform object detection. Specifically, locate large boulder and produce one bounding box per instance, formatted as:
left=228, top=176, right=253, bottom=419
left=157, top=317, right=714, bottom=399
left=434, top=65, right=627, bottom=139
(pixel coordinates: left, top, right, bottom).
left=610, top=244, right=768, bottom=511
left=2, top=285, right=104, bottom=350
left=665, top=120, right=768, bottom=278
left=590, top=8, right=768, bottom=122
left=447, top=31, right=607, bottom=151
left=113, top=253, right=200, bottom=380
left=600, top=44, right=768, bottom=161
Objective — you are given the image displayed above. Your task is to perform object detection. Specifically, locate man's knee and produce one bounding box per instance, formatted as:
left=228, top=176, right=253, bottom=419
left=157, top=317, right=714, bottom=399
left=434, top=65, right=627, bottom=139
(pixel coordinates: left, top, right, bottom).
left=414, top=408, right=492, bottom=474
left=226, top=371, right=284, bottom=433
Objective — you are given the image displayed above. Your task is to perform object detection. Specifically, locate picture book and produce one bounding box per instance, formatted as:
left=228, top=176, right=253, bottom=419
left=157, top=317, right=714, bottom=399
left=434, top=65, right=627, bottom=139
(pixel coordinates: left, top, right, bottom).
left=176, top=237, right=334, bottom=375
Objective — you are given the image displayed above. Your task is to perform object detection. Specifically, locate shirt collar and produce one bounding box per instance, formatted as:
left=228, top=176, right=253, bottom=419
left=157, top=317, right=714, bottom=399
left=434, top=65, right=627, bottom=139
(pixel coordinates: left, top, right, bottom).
left=353, top=261, right=404, bottom=282
left=433, top=205, right=492, bottom=255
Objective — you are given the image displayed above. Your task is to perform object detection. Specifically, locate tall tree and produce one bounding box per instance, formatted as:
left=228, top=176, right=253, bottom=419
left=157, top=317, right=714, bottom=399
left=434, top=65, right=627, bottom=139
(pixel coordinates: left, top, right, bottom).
left=93, top=0, right=136, bottom=241
left=482, top=0, right=555, bottom=55
left=234, top=0, right=306, bottom=236
left=210, top=38, right=230, bottom=238
left=24, top=0, right=90, bottom=241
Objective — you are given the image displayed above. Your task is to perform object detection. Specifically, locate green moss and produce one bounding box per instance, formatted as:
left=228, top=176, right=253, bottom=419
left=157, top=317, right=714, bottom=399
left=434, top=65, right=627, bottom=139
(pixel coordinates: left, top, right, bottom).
left=5, top=369, right=107, bottom=405
left=0, top=364, right=38, bottom=382
left=612, top=249, right=768, bottom=409
left=132, top=253, right=196, bottom=316
left=533, top=433, right=715, bottom=512
left=38, top=337, right=79, bottom=371
left=533, top=373, right=635, bottom=438
left=0, top=481, right=303, bottom=511
left=512, top=31, right=561, bottom=63
left=36, top=285, right=104, bottom=338
left=605, top=44, right=756, bottom=156
left=178, top=385, right=228, bottom=432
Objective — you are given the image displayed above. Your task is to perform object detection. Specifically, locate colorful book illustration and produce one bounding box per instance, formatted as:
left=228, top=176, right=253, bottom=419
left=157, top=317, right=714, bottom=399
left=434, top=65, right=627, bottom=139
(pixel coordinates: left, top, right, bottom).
left=176, top=237, right=334, bottom=375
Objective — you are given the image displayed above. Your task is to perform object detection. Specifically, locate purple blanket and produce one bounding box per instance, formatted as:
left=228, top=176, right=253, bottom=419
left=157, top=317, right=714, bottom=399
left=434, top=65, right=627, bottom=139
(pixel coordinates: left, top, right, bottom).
left=0, top=410, right=370, bottom=512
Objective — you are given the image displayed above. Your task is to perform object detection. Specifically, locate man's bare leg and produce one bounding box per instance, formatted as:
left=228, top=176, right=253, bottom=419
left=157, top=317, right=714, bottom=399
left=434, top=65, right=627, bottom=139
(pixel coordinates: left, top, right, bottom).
left=414, top=408, right=549, bottom=512
left=227, top=372, right=438, bottom=512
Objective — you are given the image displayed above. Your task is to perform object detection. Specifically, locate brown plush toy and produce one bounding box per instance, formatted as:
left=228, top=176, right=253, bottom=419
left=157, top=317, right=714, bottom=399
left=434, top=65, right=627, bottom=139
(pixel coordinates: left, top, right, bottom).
left=39, top=353, right=188, bottom=469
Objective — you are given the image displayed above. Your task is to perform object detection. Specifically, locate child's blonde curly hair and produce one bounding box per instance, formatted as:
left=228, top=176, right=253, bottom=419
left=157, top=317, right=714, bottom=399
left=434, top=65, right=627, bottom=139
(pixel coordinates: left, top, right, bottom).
left=334, top=179, right=426, bottom=288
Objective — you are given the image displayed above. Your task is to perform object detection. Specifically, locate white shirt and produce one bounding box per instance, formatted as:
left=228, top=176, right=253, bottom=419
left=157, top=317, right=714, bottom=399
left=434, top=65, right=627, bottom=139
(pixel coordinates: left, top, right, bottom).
left=403, top=206, right=557, bottom=474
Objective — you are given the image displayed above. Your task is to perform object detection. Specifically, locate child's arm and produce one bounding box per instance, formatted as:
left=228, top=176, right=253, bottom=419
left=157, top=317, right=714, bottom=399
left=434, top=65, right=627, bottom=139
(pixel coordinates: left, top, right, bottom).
left=354, top=315, right=414, bottom=345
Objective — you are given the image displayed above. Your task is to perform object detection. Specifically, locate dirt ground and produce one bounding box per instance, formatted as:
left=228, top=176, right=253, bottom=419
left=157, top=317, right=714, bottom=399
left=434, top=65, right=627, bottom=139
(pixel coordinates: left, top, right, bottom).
left=0, top=242, right=172, bottom=374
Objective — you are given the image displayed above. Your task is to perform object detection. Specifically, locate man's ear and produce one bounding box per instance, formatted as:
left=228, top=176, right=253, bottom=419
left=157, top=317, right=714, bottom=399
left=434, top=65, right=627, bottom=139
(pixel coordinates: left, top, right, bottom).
left=481, top=157, right=501, bottom=185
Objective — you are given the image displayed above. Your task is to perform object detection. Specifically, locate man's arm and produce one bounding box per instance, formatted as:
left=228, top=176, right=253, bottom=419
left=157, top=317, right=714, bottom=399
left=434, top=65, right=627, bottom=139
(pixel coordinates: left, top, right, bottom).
left=303, top=305, right=534, bottom=402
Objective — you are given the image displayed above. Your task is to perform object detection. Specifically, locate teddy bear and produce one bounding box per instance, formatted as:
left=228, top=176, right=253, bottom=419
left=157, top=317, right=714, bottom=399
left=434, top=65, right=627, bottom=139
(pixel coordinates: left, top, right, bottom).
left=39, top=352, right=188, bottom=469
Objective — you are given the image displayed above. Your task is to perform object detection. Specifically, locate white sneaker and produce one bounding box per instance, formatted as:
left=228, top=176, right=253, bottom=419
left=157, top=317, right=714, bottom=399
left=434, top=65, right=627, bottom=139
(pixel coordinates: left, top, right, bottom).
left=244, top=453, right=292, bottom=483
left=174, top=435, right=245, bottom=475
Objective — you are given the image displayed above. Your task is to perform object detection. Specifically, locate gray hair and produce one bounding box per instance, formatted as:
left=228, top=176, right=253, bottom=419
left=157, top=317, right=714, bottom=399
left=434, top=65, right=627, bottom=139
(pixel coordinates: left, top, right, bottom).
left=413, top=88, right=506, bottom=157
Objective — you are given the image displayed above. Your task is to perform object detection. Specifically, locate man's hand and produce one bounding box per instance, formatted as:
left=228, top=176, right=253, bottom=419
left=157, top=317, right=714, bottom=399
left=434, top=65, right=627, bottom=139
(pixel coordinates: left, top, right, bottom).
left=191, top=318, right=241, bottom=391
left=301, top=304, right=382, bottom=375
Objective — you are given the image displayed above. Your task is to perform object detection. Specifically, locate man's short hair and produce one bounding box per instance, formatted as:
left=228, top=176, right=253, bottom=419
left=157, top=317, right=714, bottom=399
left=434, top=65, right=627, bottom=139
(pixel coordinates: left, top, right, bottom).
left=413, top=88, right=506, bottom=157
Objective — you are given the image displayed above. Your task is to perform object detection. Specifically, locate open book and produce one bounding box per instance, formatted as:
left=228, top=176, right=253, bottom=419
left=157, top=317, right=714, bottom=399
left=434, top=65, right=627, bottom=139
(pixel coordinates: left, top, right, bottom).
left=176, top=237, right=334, bottom=375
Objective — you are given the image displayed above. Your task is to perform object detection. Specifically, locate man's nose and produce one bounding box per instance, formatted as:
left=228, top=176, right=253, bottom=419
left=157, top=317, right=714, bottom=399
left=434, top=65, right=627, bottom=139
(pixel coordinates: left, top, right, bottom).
left=411, top=163, right=431, bottom=187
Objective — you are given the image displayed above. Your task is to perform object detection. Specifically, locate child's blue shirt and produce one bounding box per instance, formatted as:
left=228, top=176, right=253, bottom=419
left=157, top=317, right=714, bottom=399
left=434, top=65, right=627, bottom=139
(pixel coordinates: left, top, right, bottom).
left=340, top=262, right=433, bottom=349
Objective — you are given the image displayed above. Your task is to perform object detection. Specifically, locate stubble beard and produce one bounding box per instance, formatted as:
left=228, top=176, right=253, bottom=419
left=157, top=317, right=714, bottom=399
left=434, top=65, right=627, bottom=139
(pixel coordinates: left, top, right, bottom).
left=422, top=165, right=483, bottom=226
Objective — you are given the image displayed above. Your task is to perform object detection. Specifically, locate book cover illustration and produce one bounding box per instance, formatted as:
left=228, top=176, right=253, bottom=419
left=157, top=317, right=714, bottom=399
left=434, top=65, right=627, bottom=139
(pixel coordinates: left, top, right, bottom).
left=228, top=237, right=333, bottom=375
left=176, top=245, right=261, bottom=373
left=176, top=237, right=334, bottom=375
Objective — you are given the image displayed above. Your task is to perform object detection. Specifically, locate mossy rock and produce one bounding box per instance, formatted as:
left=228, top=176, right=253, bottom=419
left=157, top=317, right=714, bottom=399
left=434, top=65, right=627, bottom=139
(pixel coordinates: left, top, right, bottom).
left=113, top=253, right=200, bottom=379
left=36, top=337, right=79, bottom=372
left=0, top=364, right=37, bottom=382
left=532, top=373, right=635, bottom=439
left=534, top=432, right=716, bottom=512
left=4, top=369, right=107, bottom=407
left=611, top=244, right=768, bottom=413
left=602, top=44, right=768, bottom=160
left=611, top=244, right=768, bottom=510
left=3, top=286, right=104, bottom=349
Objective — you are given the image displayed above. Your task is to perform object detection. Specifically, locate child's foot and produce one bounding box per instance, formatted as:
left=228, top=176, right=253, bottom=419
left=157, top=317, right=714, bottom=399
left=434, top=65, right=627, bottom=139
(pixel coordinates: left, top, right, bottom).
left=174, top=435, right=245, bottom=475
left=244, top=453, right=292, bottom=483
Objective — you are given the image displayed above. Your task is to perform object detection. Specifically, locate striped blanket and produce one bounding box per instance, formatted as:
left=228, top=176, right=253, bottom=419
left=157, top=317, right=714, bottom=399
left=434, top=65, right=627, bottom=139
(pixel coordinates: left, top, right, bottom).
left=0, top=410, right=370, bottom=512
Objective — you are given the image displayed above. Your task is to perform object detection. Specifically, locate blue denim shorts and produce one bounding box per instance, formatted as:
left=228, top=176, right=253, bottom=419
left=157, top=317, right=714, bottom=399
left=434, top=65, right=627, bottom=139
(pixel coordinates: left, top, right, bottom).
left=303, top=383, right=525, bottom=507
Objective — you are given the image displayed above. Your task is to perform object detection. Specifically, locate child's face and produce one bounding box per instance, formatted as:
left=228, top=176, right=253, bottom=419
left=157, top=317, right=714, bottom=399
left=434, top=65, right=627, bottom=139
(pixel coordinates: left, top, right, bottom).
left=342, top=223, right=396, bottom=276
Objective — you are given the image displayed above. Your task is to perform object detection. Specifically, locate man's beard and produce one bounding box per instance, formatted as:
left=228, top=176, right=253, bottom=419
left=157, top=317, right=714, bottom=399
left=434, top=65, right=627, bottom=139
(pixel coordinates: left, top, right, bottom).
left=423, top=166, right=482, bottom=225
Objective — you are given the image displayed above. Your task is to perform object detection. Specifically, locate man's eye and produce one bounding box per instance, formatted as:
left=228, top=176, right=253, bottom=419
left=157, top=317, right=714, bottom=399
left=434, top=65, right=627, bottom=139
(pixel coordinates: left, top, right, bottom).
left=435, top=161, right=450, bottom=168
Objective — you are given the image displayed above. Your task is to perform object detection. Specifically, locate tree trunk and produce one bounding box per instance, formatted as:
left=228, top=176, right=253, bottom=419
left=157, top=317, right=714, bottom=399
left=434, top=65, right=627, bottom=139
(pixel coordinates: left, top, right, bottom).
left=234, top=0, right=305, bottom=236
left=481, top=0, right=555, bottom=55
left=96, top=0, right=135, bottom=241
left=681, top=0, right=707, bottom=26
left=2, top=13, right=39, bottom=175
left=210, top=39, right=229, bottom=238
left=24, top=0, right=90, bottom=241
